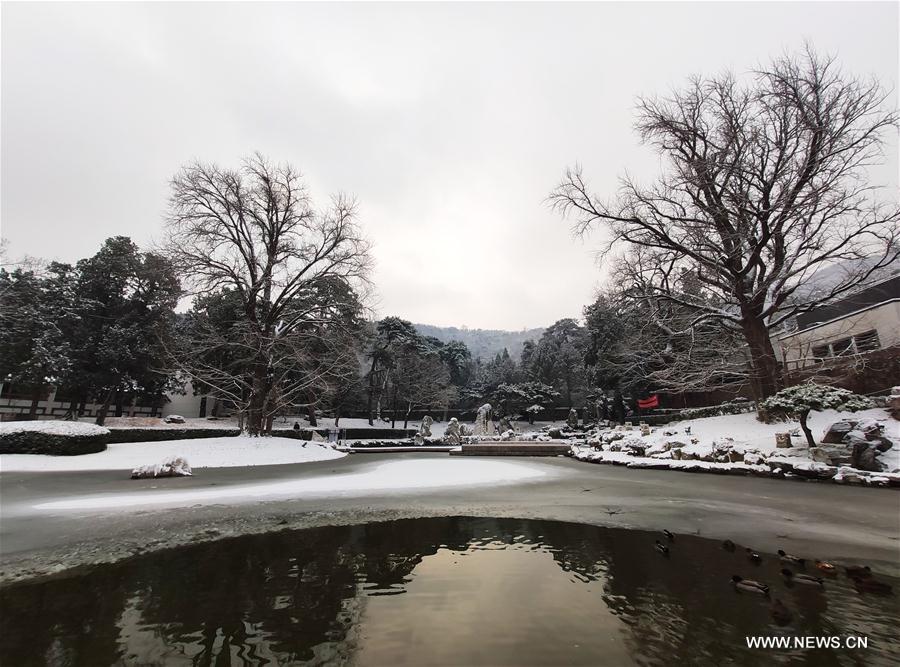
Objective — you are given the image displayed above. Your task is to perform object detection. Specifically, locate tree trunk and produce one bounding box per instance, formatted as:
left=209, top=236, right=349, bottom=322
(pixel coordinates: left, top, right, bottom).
left=366, top=359, right=378, bottom=426
left=334, top=404, right=342, bottom=428
left=799, top=409, right=815, bottom=448
left=390, top=387, right=398, bottom=429
left=741, top=313, right=783, bottom=401
left=95, top=388, right=114, bottom=426
left=28, top=385, right=42, bottom=420
left=404, top=401, right=412, bottom=429
left=246, top=365, right=268, bottom=435
left=65, top=399, right=79, bottom=421
left=114, top=389, right=124, bottom=417
left=307, top=403, right=317, bottom=427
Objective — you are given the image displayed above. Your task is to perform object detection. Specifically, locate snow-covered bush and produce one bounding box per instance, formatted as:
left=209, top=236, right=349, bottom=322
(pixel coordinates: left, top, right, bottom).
left=0, top=421, right=109, bottom=455
left=678, top=400, right=757, bottom=420
left=760, top=384, right=874, bottom=447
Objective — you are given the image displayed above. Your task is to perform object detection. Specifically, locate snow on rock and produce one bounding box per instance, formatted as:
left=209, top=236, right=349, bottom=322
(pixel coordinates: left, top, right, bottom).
left=131, top=456, right=192, bottom=479
left=569, top=406, right=900, bottom=487
left=0, top=436, right=346, bottom=472
left=0, top=421, right=109, bottom=437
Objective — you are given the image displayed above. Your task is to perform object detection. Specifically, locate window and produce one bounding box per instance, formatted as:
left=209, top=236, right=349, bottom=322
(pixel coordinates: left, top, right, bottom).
left=811, top=344, right=831, bottom=361
left=831, top=338, right=854, bottom=356
left=853, top=330, right=881, bottom=353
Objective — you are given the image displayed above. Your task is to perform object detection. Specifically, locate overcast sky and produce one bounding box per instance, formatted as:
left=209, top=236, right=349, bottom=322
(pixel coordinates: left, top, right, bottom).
left=2, top=1, right=897, bottom=330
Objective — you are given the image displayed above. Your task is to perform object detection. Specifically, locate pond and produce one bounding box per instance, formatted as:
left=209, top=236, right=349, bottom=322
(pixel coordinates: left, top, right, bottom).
left=1, top=517, right=898, bottom=666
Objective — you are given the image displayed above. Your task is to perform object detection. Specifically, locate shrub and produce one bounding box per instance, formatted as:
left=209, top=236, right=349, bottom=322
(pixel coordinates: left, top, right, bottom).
left=677, top=400, right=757, bottom=421
left=106, top=427, right=240, bottom=443
left=760, top=383, right=874, bottom=447
left=0, top=421, right=109, bottom=455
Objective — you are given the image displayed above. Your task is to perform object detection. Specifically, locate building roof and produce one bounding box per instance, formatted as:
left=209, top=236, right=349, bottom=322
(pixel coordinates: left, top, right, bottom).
left=794, top=274, right=900, bottom=332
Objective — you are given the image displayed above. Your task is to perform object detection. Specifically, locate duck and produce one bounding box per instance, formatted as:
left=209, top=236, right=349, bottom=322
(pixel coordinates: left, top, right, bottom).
left=654, top=540, right=670, bottom=556
left=731, top=575, right=769, bottom=595
left=746, top=548, right=762, bottom=564
left=781, top=568, right=824, bottom=587
left=852, top=577, right=893, bottom=595
left=814, top=560, right=838, bottom=576
left=777, top=549, right=805, bottom=566
left=662, top=529, right=675, bottom=542
left=845, top=565, right=872, bottom=579
left=770, top=598, right=793, bottom=625
left=722, top=539, right=736, bottom=552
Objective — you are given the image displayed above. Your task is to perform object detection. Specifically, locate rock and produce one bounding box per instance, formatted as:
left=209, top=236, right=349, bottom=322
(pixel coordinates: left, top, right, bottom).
left=727, top=450, right=743, bottom=463
left=443, top=418, right=462, bottom=445
left=775, top=432, right=792, bottom=448
left=498, top=416, right=514, bottom=434
left=548, top=428, right=563, bottom=439
left=163, top=415, right=186, bottom=424
left=808, top=444, right=853, bottom=466
left=310, top=431, right=325, bottom=442
left=743, top=453, right=764, bottom=465
left=413, top=433, right=425, bottom=446
left=834, top=467, right=864, bottom=484
left=821, top=420, right=854, bottom=444
left=851, top=442, right=885, bottom=472
left=567, top=408, right=579, bottom=429
left=473, top=404, right=494, bottom=436
left=131, top=456, right=192, bottom=479
left=871, top=437, right=894, bottom=453
left=500, top=429, right=516, bottom=441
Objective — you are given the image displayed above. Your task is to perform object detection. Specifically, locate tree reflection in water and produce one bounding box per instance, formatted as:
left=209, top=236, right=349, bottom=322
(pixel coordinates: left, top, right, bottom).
left=1, top=517, right=897, bottom=666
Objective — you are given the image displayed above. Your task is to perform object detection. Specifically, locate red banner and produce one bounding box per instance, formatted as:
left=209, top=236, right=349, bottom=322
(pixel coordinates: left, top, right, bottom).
left=637, top=395, right=659, bottom=409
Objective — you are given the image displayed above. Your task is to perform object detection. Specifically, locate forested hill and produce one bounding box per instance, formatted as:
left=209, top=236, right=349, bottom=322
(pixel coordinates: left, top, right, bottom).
left=413, top=323, right=545, bottom=362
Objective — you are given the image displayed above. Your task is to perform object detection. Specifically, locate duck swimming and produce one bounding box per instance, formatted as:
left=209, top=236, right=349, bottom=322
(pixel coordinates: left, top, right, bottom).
left=852, top=577, right=893, bottom=595
left=814, top=560, right=837, bottom=575
left=731, top=575, right=769, bottom=595
left=654, top=540, right=670, bottom=556
left=777, top=550, right=805, bottom=566
left=845, top=565, right=872, bottom=579
left=722, top=539, right=736, bottom=552
left=662, top=529, right=675, bottom=542
left=781, top=568, right=824, bottom=587
left=746, top=548, right=762, bottom=564
left=770, top=599, right=793, bottom=625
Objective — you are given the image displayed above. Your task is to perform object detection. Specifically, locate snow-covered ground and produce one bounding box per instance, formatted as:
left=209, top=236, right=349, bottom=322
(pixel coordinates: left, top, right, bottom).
left=33, top=459, right=552, bottom=511
left=568, top=407, right=900, bottom=486
left=0, top=436, right=346, bottom=472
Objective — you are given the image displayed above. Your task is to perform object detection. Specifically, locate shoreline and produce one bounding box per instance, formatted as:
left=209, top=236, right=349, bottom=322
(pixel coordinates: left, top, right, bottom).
left=2, top=454, right=899, bottom=587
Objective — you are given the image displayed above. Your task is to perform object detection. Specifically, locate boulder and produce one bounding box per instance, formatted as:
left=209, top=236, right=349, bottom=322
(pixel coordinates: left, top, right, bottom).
left=443, top=418, right=462, bottom=445
left=821, top=420, right=854, bottom=444
left=808, top=444, right=853, bottom=467
left=131, top=456, right=192, bottom=479
left=851, top=442, right=885, bottom=472
left=163, top=415, right=186, bottom=424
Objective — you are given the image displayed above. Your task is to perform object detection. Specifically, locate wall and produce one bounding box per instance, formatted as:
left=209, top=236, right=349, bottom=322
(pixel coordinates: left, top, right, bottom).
left=778, top=300, right=900, bottom=371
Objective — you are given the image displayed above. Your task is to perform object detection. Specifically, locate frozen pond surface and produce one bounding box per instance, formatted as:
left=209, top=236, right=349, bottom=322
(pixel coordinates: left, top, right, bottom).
left=1, top=517, right=898, bottom=666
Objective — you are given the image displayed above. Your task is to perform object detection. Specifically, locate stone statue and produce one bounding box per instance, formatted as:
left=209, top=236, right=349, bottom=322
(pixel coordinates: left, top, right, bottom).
left=419, top=415, right=433, bottom=438
left=498, top=415, right=514, bottom=434
left=567, top=408, right=579, bottom=429
left=444, top=417, right=462, bottom=445
left=473, top=403, right=494, bottom=436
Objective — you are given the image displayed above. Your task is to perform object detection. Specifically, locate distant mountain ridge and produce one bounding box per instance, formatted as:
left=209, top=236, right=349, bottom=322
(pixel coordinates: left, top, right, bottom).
left=413, top=323, right=545, bottom=362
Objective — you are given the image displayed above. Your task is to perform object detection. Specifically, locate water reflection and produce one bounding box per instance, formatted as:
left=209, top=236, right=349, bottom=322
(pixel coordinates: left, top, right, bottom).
left=1, top=517, right=897, bottom=666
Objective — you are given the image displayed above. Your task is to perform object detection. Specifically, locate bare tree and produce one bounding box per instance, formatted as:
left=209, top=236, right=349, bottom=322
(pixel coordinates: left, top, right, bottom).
left=165, top=154, right=372, bottom=434
left=550, top=47, right=899, bottom=399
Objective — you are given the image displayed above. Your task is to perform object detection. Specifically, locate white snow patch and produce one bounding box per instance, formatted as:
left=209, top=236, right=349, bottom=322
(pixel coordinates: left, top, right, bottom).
left=0, top=436, right=345, bottom=472
left=34, top=459, right=551, bottom=511
left=0, top=421, right=109, bottom=437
